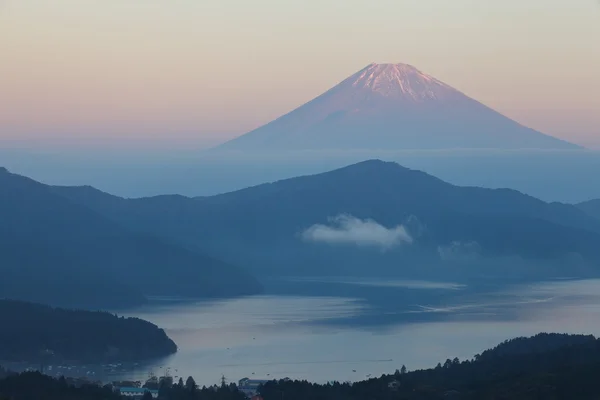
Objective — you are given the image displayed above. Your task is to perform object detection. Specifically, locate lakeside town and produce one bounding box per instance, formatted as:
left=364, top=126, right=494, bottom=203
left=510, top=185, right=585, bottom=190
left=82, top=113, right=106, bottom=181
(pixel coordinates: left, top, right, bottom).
left=112, top=375, right=272, bottom=400
left=2, top=362, right=273, bottom=400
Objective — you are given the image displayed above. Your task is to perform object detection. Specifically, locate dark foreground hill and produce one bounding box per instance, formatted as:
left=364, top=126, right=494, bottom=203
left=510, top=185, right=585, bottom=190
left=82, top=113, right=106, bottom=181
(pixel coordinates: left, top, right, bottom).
left=3, top=333, right=600, bottom=400
left=0, top=369, right=247, bottom=400
left=260, top=333, right=600, bottom=400
left=0, top=167, right=261, bottom=309
left=0, top=371, right=123, bottom=400
left=0, top=299, right=176, bottom=363
left=54, top=160, right=600, bottom=281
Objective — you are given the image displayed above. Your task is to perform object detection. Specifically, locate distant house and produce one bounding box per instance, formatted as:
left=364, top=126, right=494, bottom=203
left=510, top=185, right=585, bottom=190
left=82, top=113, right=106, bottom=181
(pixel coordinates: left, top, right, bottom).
left=66, top=377, right=99, bottom=388
left=444, top=389, right=461, bottom=399
left=388, top=380, right=401, bottom=390
left=117, top=387, right=159, bottom=399
left=238, top=378, right=270, bottom=397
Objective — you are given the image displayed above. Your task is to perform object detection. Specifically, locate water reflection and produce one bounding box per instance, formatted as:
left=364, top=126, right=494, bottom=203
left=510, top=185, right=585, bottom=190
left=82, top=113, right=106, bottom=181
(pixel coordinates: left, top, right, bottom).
left=282, top=277, right=467, bottom=290
left=105, top=279, right=600, bottom=386
left=10, top=279, right=600, bottom=387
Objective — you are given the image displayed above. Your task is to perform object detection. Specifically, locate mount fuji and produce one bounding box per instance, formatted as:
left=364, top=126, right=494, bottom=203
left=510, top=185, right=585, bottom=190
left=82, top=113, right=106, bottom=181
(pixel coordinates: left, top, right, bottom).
left=217, top=63, right=580, bottom=151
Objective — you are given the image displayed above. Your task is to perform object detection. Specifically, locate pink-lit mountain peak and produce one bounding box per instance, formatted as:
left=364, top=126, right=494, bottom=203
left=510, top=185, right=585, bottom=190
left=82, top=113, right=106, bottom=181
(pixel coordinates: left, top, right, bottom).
left=217, top=62, right=581, bottom=151
left=340, top=62, right=454, bottom=101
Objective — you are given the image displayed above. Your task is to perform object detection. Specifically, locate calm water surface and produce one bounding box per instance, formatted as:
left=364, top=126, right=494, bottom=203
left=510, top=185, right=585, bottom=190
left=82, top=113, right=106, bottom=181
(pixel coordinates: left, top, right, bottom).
left=114, top=278, right=600, bottom=386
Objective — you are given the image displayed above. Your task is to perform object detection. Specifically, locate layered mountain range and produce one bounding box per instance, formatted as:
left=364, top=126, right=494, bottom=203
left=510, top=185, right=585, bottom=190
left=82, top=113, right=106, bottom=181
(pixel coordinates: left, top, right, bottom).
left=4, top=159, right=600, bottom=309
left=50, top=160, right=600, bottom=282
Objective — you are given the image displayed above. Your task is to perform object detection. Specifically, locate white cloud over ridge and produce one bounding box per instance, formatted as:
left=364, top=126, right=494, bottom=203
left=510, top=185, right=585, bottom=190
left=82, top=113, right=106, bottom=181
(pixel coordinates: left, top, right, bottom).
left=437, top=241, right=481, bottom=261
left=301, top=214, right=413, bottom=251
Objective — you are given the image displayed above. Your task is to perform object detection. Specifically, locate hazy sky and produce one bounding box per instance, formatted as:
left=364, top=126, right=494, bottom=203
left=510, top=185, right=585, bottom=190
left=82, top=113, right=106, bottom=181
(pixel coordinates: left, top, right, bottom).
left=1, top=0, right=599, bottom=149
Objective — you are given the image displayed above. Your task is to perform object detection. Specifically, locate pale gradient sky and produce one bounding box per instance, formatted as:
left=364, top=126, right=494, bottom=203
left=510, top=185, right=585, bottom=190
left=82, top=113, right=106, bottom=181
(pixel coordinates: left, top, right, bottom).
left=1, top=0, right=599, bottom=148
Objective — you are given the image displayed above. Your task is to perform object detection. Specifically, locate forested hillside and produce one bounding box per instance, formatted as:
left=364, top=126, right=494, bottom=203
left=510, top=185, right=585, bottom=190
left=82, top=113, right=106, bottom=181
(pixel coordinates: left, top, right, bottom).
left=0, top=167, right=262, bottom=309
left=0, top=300, right=177, bottom=363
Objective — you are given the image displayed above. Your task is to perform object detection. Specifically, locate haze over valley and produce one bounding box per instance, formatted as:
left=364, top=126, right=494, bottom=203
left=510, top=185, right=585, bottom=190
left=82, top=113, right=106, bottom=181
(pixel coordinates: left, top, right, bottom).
left=3, top=61, right=599, bottom=203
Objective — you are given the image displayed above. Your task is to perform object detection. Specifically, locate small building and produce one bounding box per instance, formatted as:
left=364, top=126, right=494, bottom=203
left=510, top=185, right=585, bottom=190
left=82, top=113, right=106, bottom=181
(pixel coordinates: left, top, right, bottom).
left=444, top=390, right=461, bottom=399
left=238, top=378, right=270, bottom=397
left=118, top=387, right=159, bottom=399
left=388, top=380, right=401, bottom=390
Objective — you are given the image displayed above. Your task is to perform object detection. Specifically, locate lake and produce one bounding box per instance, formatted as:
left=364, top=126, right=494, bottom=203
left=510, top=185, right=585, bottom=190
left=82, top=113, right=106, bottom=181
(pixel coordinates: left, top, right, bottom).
left=109, top=278, right=600, bottom=386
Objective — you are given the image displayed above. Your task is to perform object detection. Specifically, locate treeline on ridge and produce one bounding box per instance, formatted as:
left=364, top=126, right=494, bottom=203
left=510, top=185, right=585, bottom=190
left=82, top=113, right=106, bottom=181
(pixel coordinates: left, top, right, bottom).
left=259, top=333, right=600, bottom=400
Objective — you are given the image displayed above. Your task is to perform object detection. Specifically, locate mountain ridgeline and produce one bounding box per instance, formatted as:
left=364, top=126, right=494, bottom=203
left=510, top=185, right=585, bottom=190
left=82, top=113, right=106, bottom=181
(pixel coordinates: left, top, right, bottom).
left=0, top=167, right=262, bottom=309
left=53, top=160, right=600, bottom=282
left=578, top=199, right=600, bottom=221
left=217, top=63, right=579, bottom=151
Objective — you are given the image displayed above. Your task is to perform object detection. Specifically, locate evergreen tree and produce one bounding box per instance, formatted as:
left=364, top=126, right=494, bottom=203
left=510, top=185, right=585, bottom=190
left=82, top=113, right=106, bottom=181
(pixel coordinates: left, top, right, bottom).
left=185, top=376, right=197, bottom=392
left=142, top=391, right=153, bottom=400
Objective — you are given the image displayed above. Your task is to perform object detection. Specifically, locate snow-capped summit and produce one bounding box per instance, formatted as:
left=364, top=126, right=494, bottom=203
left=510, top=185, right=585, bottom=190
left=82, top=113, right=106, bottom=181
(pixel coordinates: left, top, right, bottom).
left=216, top=63, right=580, bottom=151
left=346, top=62, right=452, bottom=101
